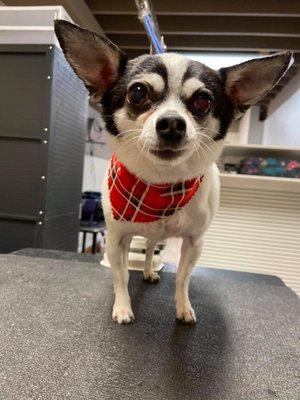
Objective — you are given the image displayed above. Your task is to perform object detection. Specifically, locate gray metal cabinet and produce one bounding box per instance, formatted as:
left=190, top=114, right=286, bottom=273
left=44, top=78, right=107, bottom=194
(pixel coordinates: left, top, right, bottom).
left=0, top=44, right=88, bottom=252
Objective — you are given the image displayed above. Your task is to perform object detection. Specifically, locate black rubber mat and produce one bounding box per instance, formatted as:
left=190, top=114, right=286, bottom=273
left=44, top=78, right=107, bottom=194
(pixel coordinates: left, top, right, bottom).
left=0, top=254, right=299, bottom=400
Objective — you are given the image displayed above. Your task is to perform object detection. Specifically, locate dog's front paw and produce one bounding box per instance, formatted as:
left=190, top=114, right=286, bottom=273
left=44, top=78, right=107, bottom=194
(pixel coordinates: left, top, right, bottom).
left=112, top=305, right=135, bottom=324
left=143, top=270, right=160, bottom=283
left=176, top=304, right=197, bottom=324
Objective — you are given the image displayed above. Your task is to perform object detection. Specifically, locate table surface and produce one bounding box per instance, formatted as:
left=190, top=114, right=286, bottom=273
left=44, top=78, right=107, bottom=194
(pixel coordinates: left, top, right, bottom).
left=0, top=250, right=299, bottom=400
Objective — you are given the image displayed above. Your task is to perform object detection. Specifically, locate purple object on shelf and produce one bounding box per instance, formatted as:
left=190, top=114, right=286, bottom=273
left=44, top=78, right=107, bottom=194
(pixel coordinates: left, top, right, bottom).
left=81, top=191, right=104, bottom=226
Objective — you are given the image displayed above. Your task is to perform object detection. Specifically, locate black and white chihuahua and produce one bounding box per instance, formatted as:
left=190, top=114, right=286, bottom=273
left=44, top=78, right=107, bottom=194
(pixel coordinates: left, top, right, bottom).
left=55, top=20, right=293, bottom=324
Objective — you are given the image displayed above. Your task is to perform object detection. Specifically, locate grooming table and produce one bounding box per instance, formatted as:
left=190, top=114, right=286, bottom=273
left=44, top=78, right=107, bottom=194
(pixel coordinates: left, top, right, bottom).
left=0, top=250, right=299, bottom=400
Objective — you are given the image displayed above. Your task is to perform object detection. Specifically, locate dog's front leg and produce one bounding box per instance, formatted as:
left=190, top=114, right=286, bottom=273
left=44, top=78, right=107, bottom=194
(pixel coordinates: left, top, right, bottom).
left=106, top=230, right=134, bottom=324
left=174, top=236, right=203, bottom=324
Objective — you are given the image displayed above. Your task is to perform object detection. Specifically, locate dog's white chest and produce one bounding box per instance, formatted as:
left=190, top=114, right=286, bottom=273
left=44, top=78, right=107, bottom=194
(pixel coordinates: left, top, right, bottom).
left=138, top=209, right=187, bottom=239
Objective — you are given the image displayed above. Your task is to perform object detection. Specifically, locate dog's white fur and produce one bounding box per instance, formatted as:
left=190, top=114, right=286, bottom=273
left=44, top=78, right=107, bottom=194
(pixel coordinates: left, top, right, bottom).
left=103, top=54, right=223, bottom=324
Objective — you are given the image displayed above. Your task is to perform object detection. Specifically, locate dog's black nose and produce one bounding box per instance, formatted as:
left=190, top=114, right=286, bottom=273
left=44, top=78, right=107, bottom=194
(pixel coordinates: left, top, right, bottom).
left=156, top=113, right=186, bottom=144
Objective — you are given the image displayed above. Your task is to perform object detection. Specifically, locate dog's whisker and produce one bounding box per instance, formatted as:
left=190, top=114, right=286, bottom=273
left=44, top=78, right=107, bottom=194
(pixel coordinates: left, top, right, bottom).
left=113, top=136, right=140, bottom=154
left=141, top=140, right=149, bottom=154
left=197, top=132, right=216, bottom=143
left=195, top=131, right=220, bottom=161
left=195, top=138, right=216, bottom=157
left=201, top=126, right=220, bottom=134
left=200, top=138, right=218, bottom=157
left=195, top=144, right=210, bottom=165
left=193, top=140, right=215, bottom=164
left=115, top=128, right=142, bottom=138
left=196, top=130, right=218, bottom=145
left=192, top=142, right=211, bottom=166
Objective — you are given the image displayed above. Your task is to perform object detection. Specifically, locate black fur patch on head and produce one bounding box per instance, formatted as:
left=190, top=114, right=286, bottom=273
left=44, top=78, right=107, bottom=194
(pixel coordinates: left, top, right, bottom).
left=183, top=61, right=234, bottom=140
left=100, top=52, right=128, bottom=136
left=100, top=74, right=127, bottom=136
left=127, top=55, right=168, bottom=84
left=101, top=55, right=169, bottom=136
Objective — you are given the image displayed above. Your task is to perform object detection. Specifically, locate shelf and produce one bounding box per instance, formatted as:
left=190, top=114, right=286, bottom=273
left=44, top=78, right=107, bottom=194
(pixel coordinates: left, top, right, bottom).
left=222, top=143, right=300, bottom=160
left=220, top=173, right=300, bottom=193
left=224, top=143, right=300, bottom=151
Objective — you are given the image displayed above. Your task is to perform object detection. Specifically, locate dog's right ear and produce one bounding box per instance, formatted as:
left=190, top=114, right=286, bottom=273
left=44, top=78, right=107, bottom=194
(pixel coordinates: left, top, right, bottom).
left=54, top=20, right=127, bottom=100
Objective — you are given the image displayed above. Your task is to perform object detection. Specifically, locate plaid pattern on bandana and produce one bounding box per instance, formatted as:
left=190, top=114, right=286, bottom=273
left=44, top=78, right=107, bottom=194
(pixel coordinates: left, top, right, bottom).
left=108, top=154, right=203, bottom=223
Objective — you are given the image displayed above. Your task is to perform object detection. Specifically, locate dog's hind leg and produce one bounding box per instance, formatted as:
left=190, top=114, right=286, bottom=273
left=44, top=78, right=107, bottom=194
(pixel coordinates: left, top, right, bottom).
left=143, top=240, right=160, bottom=283
left=174, top=236, right=203, bottom=324
left=106, top=231, right=134, bottom=324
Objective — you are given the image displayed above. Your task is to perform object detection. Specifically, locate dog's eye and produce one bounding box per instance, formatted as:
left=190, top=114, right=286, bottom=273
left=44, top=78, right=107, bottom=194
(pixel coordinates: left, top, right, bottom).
left=127, top=83, right=149, bottom=106
left=189, top=95, right=212, bottom=117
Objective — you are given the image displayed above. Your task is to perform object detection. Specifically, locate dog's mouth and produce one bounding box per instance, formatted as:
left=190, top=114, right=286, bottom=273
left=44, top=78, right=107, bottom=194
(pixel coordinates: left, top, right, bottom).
left=149, top=148, right=185, bottom=160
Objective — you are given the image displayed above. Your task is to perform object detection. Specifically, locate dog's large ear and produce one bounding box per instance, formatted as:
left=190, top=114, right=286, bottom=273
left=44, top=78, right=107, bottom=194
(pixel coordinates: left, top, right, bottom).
left=221, top=51, right=293, bottom=115
left=54, top=20, right=127, bottom=100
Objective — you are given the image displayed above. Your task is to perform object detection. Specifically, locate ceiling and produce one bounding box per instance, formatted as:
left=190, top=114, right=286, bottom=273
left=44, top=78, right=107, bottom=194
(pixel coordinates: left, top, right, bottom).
left=85, top=0, right=300, bottom=120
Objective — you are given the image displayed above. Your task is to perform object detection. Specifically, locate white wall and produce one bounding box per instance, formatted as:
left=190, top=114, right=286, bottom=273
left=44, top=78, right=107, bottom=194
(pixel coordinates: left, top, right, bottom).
left=225, top=110, right=251, bottom=145
left=83, top=105, right=111, bottom=192
left=238, top=108, right=251, bottom=144
left=248, top=106, right=264, bottom=144
left=263, top=71, right=300, bottom=147
left=82, top=155, right=109, bottom=193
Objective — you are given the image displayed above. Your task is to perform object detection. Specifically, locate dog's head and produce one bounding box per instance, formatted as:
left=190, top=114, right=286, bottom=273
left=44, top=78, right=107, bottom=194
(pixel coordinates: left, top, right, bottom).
left=55, top=20, right=293, bottom=176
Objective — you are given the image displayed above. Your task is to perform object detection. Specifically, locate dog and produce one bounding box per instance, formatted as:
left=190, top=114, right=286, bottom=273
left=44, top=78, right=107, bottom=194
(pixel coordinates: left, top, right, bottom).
left=55, top=20, right=293, bottom=324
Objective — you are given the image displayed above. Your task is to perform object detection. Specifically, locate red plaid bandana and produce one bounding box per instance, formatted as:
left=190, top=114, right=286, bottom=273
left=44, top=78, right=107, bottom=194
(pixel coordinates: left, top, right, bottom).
left=108, top=154, right=203, bottom=223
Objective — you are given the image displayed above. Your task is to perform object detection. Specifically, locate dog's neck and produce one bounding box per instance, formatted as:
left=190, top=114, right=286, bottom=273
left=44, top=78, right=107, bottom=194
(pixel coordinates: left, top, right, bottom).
left=113, top=150, right=219, bottom=184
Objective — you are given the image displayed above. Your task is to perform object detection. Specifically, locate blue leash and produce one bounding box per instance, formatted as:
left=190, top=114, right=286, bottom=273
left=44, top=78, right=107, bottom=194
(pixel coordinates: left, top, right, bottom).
left=135, top=0, right=166, bottom=54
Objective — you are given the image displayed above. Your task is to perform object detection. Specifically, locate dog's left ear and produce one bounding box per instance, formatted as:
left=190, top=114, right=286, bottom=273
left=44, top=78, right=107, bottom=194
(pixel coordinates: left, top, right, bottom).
left=221, top=51, right=293, bottom=115
left=54, top=20, right=127, bottom=100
